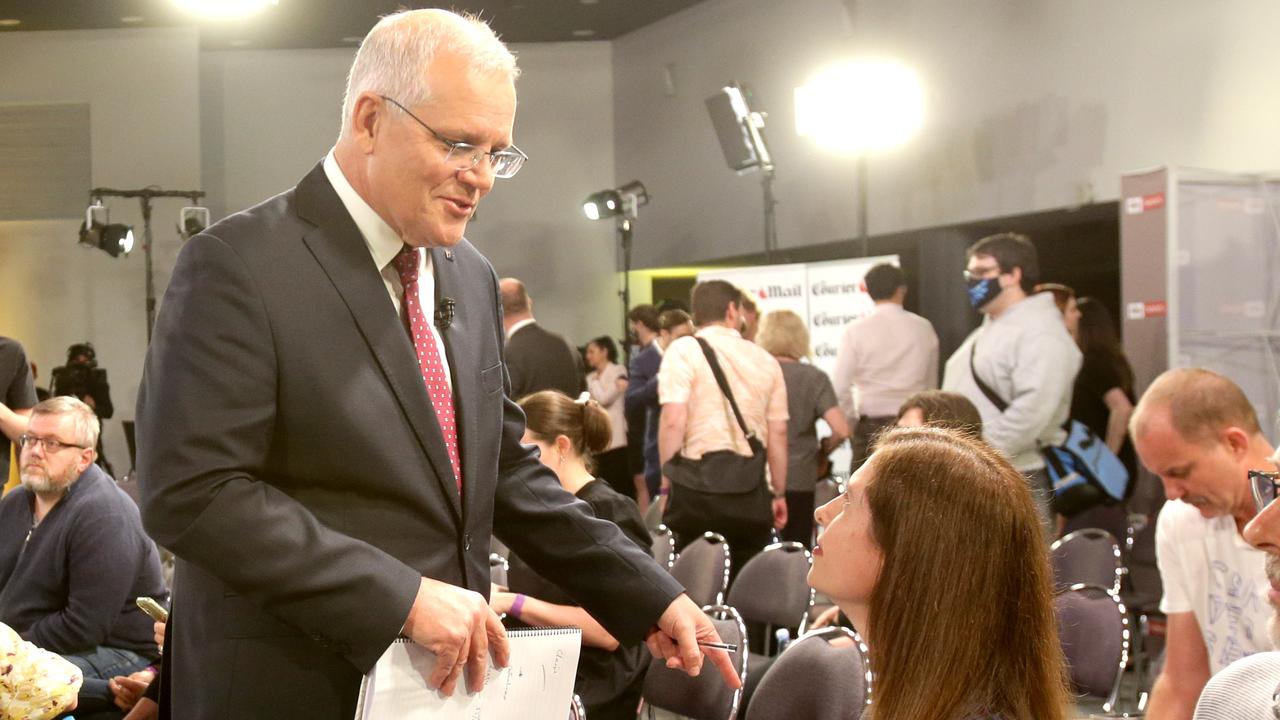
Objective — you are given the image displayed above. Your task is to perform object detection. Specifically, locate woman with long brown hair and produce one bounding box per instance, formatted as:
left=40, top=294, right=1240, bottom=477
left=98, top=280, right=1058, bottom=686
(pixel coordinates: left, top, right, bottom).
left=810, top=426, right=1069, bottom=720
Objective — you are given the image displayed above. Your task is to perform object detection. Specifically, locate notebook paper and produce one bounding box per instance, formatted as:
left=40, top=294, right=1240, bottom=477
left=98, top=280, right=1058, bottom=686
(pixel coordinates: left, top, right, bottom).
left=356, top=627, right=582, bottom=720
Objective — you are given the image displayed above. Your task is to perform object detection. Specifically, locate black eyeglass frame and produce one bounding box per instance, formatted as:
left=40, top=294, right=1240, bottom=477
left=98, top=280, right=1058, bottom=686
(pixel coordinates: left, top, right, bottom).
left=379, top=95, right=527, bottom=179
left=1249, top=469, right=1280, bottom=513
left=18, top=434, right=90, bottom=454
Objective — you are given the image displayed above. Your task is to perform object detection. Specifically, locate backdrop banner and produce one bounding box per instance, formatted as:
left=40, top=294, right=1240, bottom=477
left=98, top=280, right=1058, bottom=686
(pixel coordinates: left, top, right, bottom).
left=698, top=254, right=898, bottom=376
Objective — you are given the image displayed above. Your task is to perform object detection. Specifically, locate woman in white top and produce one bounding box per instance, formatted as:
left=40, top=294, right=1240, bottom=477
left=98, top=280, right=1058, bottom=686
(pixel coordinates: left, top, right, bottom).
left=584, top=336, right=634, bottom=501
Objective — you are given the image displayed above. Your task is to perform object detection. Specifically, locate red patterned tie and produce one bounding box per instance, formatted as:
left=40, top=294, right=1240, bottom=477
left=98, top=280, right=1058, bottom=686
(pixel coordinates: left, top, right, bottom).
left=393, top=246, right=461, bottom=492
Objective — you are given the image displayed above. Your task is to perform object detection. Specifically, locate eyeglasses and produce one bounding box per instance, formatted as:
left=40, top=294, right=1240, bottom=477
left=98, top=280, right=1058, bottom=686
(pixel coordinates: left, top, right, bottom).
left=963, top=265, right=1002, bottom=283
left=1249, top=469, right=1280, bottom=513
left=380, top=95, right=528, bottom=179
left=18, top=434, right=88, bottom=454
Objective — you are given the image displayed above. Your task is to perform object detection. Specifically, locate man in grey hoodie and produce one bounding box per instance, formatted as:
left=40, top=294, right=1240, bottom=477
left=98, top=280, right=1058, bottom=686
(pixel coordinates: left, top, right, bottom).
left=942, top=232, right=1082, bottom=531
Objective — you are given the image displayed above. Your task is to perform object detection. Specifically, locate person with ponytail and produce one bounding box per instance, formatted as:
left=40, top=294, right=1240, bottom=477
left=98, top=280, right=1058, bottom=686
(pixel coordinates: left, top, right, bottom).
left=810, top=426, right=1069, bottom=720
left=490, top=390, right=651, bottom=720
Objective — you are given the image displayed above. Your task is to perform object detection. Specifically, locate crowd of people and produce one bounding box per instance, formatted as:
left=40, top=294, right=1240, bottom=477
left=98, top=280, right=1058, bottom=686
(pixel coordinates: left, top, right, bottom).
left=0, top=8, right=1277, bottom=720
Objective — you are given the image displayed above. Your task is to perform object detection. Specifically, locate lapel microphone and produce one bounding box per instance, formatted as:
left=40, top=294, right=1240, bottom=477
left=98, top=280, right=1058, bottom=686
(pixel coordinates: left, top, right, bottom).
left=435, top=297, right=456, bottom=330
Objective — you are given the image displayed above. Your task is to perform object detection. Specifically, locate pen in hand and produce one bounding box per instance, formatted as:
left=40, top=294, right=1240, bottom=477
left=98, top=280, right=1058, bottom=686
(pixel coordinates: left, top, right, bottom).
left=697, top=641, right=738, bottom=652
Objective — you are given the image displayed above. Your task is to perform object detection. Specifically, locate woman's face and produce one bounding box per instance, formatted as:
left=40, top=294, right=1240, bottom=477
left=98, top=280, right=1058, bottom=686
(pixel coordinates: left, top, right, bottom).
left=1064, top=297, right=1081, bottom=339
left=585, top=343, right=606, bottom=369
left=810, top=465, right=883, bottom=612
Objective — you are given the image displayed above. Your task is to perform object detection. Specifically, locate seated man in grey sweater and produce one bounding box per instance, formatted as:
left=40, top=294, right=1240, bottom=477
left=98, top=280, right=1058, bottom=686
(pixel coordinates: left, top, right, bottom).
left=1195, top=444, right=1280, bottom=719
left=0, top=396, right=166, bottom=715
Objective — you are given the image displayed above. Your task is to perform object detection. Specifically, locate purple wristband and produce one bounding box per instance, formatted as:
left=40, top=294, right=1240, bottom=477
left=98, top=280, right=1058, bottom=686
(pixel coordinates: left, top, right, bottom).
left=509, top=593, right=527, bottom=619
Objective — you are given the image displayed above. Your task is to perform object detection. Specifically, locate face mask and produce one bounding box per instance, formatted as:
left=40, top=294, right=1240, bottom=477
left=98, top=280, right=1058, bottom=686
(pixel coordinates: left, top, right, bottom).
left=966, top=276, right=1003, bottom=309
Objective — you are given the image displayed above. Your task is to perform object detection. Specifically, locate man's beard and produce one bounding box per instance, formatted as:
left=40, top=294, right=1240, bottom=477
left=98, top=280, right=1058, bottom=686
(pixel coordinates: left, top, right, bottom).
left=20, top=463, right=75, bottom=496
left=1267, top=554, right=1280, bottom=649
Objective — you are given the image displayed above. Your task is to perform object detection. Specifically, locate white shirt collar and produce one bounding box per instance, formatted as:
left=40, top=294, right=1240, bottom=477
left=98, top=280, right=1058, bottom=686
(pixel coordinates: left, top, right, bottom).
left=323, top=150, right=405, bottom=273
left=506, top=317, right=536, bottom=340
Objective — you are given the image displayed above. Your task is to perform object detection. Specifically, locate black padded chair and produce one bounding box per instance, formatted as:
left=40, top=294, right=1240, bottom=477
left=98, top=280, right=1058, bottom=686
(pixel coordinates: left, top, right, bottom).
left=489, top=552, right=509, bottom=588
left=670, top=532, right=731, bottom=608
left=639, top=604, right=748, bottom=720
left=745, top=626, right=871, bottom=720
left=726, top=542, right=814, bottom=648
left=1055, top=583, right=1130, bottom=713
left=1050, top=528, right=1123, bottom=594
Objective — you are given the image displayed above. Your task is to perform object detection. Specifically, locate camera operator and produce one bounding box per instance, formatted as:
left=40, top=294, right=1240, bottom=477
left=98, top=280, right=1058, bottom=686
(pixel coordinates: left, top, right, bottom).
left=51, top=342, right=114, bottom=473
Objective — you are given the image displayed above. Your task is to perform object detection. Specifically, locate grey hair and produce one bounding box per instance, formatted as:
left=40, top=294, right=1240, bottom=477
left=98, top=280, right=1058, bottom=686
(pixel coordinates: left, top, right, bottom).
left=32, top=396, right=100, bottom=449
left=339, top=9, right=519, bottom=137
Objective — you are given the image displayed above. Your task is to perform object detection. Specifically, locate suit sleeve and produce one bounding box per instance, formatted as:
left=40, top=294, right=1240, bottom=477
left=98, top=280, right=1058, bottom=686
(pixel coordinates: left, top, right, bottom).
left=485, top=272, right=682, bottom=642
left=136, top=233, right=420, bottom=671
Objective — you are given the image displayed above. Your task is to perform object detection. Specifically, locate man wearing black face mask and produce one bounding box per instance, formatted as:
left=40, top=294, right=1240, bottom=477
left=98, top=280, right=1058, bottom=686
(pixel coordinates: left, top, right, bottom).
left=941, top=232, right=1081, bottom=533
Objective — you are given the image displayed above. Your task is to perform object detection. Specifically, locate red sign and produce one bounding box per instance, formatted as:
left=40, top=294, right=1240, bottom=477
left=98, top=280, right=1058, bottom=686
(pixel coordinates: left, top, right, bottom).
left=1143, top=193, right=1165, bottom=211
left=1144, top=301, right=1167, bottom=318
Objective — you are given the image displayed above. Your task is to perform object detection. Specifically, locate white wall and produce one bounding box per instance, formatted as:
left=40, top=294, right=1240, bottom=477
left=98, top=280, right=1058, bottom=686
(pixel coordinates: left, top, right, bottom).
left=200, top=41, right=620, bottom=346
left=0, top=28, right=202, bottom=472
left=613, top=0, right=1280, bottom=267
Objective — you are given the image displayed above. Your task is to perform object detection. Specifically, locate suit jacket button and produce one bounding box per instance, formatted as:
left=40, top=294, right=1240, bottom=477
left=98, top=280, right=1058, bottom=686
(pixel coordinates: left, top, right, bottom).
left=463, top=533, right=472, bottom=551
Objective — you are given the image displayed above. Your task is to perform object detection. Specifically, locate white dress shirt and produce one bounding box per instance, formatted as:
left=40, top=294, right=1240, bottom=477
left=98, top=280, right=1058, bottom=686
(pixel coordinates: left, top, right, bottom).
left=831, top=302, right=938, bottom=419
left=323, top=150, right=451, bottom=390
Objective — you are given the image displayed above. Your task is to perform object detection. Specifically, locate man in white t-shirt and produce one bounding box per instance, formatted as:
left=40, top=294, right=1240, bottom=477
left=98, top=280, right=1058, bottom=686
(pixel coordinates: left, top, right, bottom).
left=1193, top=447, right=1280, bottom=719
left=1131, top=368, right=1276, bottom=719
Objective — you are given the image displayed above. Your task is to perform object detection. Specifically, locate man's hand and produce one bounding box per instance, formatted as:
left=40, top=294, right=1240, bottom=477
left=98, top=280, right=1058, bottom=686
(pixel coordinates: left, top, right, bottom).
left=772, top=496, right=788, bottom=530
left=402, top=577, right=511, bottom=697
left=645, top=594, right=741, bottom=689
left=109, top=668, right=156, bottom=710
left=124, top=698, right=159, bottom=720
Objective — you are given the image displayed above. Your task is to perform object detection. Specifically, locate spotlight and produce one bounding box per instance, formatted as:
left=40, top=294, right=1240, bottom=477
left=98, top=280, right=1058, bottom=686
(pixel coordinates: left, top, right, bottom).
left=78, top=201, right=134, bottom=257
left=172, top=0, right=279, bottom=19
left=795, top=58, right=924, bottom=155
left=582, top=181, right=648, bottom=221
left=178, top=206, right=210, bottom=240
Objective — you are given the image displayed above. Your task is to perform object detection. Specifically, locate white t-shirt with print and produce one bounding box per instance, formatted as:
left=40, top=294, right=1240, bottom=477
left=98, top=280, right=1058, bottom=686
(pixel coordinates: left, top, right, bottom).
left=1157, top=499, right=1273, bottom=675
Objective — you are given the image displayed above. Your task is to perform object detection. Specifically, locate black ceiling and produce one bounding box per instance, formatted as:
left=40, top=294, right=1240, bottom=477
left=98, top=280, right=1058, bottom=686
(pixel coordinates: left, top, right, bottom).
left=0, top=0, right=708, bottom=48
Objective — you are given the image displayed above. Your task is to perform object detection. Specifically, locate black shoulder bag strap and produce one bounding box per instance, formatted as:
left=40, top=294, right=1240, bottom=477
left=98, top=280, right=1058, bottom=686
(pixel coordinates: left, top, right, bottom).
left=968, top=340, right=1009, bottom=413
left=694, top=337, right=754, bottom=442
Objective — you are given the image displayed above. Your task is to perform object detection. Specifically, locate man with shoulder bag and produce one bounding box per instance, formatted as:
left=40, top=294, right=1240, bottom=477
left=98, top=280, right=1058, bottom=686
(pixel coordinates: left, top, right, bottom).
left=657, top=280, right=788, bottom=579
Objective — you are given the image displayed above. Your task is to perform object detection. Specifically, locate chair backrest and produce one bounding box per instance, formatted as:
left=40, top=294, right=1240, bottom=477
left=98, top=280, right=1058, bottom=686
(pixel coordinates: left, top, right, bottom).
left=644, top=497, right=665, bottom=533
left=1050, top=528, right=1123, bottom=594
left=569, top=693, right=586, bottom=720
left=726, top=542, right=814, bottom=630
left=490, top=535, right=510, bottom=560
left=1055, top=584, right=1129, bottom=706
left=652, top=524, right=676, bottom=570
left=671, top=533, right=731, bottom=608
left=745, top=626, right=871, bottom=720
left=642, top=605, right=748, bottom=720
left=489, top=553, right=509, bottom=588
left=813, top=476, right=842, bottom=510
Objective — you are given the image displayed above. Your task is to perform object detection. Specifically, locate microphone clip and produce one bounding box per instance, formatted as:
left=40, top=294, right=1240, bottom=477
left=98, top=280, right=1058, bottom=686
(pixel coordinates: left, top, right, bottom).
left=435, top=297, right=456, bottom=330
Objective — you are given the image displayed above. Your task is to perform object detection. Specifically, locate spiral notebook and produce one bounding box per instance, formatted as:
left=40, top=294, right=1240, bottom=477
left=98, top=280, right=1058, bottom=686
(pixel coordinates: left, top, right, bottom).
left=354, top=627, right=582, bottom=720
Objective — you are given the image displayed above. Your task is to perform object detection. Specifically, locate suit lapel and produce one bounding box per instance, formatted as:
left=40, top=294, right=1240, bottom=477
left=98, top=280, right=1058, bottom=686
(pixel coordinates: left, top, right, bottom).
left=295, top=164, right=463, bottom=523
left=430, top=247, right=480, bottom=522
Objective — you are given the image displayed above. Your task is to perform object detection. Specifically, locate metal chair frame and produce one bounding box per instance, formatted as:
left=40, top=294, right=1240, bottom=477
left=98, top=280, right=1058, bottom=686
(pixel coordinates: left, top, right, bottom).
left=1050, top=528, right=1124, bottom=594
left=651, top=524, right=676, bottom=570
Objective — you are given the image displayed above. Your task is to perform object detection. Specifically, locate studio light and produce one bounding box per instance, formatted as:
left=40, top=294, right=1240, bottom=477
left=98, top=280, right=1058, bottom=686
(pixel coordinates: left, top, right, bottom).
left=582, top=181, right=648, bottom=221
left=78, top=201, right=134, bottom=257
left=795, top=58, right=924, bottom=155
left=172, top=0, right=279, bottom=18
left=178, top=206, right=211, bottom=240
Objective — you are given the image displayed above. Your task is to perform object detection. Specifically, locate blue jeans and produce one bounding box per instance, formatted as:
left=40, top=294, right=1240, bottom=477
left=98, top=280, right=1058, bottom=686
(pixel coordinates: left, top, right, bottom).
left=64, top=646, right=153, bottom=715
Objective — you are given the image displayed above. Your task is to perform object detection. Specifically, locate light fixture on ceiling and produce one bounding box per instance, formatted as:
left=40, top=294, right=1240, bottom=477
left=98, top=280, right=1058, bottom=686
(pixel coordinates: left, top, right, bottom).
left=79, top=200, right=135, bottom=258
left=172, top=0, right=279, bottom=19
left=0, top=19, right=21, bottom=27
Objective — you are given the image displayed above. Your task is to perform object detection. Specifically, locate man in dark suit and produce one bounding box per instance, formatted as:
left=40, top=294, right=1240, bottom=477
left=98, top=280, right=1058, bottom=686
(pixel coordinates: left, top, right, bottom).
left=499, top=277, right=585, bottom=400
left=135, top=10, right=736, bottom=719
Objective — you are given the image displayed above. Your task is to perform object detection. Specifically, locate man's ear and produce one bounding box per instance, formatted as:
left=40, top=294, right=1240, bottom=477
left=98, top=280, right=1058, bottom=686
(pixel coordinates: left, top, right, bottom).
left=349, top=92, right=385, bottom=154
left=1222, top=426, right=1253, bottom=459
left=1004, top=266, right=1023, bottom=290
